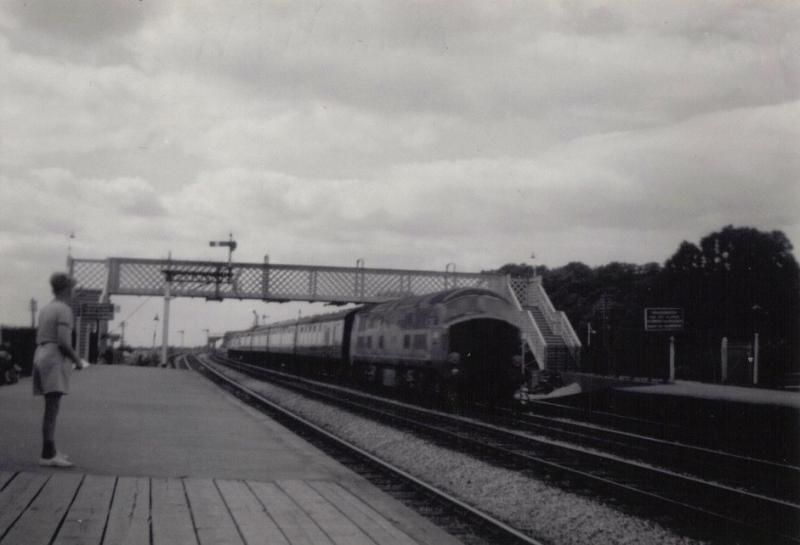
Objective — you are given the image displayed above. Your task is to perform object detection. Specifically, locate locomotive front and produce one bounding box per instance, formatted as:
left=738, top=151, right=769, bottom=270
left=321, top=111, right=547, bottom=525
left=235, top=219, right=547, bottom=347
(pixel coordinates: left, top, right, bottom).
left=350, top=288, right=528, bottom=405
left=437, top=289, right=528, bottom=404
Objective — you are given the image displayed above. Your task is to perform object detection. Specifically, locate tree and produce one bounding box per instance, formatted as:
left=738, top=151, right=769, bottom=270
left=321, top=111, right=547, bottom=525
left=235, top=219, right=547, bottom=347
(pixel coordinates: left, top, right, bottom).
left=493, top=226, right=798, bottom=380
left=663, top=226, right=799, bottom=378
left=487, top=263, right=536, bottom=278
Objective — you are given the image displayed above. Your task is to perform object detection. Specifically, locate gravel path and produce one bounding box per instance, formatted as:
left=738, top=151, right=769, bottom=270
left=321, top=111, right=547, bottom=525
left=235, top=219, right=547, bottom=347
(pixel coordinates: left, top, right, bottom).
left=208, top=363, right=707, bottom=545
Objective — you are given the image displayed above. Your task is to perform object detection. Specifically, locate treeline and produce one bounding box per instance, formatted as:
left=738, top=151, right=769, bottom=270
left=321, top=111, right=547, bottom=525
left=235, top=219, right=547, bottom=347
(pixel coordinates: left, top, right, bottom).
left=493, top=226, right=800, bottom=384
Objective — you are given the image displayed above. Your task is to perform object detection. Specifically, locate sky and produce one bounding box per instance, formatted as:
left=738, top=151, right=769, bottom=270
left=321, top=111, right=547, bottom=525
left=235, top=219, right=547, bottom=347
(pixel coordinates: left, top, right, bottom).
left=1, top=1, right=798, bottom=347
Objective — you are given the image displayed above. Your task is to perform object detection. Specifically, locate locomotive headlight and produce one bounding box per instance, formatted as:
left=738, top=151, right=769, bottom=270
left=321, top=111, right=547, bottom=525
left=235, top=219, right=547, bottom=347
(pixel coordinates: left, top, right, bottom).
left=450, top=367, right=460, bottom=376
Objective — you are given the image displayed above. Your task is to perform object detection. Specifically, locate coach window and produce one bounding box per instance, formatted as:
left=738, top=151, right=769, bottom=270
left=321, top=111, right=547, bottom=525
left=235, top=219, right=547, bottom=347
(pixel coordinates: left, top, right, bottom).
left=378, top=336, right=384, bottom=349
left=403, top=334, right=410, bottom=349
left=413, top=334, right=427, bottom=349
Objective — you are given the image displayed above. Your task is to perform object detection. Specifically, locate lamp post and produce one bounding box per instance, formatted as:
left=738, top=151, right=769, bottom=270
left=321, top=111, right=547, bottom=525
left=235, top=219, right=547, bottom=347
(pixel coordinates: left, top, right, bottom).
left=751, top=304, right=765, bottom=385
left=152, top=314, right=159, bottom=355
left=355, top=258, right=365, bottom=300
left=445, top=263, right=456, bottom=289
left=29, top=298, right=37, bottom=328
left=67, top=232, right=75, bottom=260
left=203, top=328, right=210, bottom=348
left=161, top=252, right=172, bottom=367
left=178, top=329, right=185, bottom=347
left=262, top=314, right=270, bottom=365
left=263, top=254, right=270, bottom=298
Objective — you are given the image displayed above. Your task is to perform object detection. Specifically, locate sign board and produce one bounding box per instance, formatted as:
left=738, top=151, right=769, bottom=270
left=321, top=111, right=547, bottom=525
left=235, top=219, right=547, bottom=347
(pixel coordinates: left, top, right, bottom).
left=79, top=303, right=115, bottom=320
left=71, top=289, right=102, bottom=315
left=644, top=308, right=684, bottom=332
left=74, top=289, right=102, bottom=302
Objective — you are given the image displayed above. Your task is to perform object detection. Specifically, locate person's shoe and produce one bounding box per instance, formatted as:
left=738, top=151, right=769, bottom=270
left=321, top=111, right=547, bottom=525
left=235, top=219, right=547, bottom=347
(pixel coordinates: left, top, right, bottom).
left=38, top=454, right=74, bottom=468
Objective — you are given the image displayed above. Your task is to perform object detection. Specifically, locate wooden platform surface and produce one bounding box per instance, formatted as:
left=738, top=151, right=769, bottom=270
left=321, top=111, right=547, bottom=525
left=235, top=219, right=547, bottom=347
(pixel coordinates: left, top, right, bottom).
left=0, top=367, right=463, bottom=545
left=0, top=470, right=457, bottom=545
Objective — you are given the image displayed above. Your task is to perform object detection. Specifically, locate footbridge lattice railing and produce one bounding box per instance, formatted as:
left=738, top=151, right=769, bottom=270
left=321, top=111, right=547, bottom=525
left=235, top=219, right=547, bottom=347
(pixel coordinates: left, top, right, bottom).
left=69, top=257, right=509, bottom=304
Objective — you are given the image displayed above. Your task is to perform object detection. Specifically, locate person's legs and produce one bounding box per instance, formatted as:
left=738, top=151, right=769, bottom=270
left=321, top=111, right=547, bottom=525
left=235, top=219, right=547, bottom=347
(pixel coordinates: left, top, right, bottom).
left=41, top=392, right=62, bottom=459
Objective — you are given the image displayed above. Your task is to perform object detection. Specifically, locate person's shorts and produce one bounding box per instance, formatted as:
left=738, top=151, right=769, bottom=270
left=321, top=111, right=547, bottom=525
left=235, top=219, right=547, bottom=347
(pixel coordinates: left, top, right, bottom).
left=32, top=344, right=70, bottom=396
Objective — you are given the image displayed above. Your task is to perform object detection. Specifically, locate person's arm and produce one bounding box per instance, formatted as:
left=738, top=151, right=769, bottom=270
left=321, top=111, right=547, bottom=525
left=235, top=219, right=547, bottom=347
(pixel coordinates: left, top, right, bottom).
left=56, top=309, right=82, bottom=366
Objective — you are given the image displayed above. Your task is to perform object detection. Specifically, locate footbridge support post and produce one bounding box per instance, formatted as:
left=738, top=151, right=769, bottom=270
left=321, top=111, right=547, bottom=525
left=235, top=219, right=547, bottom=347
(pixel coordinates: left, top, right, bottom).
left=161, top=274, right=171, bottom=367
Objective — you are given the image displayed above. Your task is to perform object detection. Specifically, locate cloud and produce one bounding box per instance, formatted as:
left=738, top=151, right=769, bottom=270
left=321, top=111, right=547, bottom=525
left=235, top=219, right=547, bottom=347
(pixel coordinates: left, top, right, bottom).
left=168, top=96, right=798, bottom=270
left=0, top=37, right=158, bottom=166
left=2, top=1, right=796, bottom=184
left=0, top=170, right=167, bottom=240
left=127, top=1, right=798, bottom=126
left=0, top=0, right=797, bottom=340
left=543, top=100, right=800, bottom=231
left=1, top=0, right=165, bottom=61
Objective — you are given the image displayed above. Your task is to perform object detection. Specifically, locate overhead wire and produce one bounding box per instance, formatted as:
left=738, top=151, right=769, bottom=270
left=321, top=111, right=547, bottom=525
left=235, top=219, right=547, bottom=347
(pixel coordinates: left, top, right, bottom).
left=106, top=297, right=152, bottom=334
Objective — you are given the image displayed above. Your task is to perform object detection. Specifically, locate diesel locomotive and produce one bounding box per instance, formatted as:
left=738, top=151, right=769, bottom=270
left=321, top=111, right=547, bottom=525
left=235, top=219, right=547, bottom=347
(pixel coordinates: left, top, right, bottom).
left=223, top=287, right=531, bottom=404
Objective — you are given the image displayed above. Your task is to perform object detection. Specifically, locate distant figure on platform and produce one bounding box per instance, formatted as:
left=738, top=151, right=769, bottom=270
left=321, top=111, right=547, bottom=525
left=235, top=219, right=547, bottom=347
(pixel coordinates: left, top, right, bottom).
left=0, top=342, right=19, bottom=385
left=33, top=272, right=89, bottom=468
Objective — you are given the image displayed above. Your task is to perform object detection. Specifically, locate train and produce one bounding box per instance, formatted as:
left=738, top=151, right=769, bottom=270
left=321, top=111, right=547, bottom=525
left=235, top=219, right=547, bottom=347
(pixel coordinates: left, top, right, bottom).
left=222, top=287, right=534, bottom=405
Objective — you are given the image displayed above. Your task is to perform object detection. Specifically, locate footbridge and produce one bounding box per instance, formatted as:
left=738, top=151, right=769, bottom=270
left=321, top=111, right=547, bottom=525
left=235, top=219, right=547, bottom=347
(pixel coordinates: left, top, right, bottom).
left=69, top=257, right=580, bottom=371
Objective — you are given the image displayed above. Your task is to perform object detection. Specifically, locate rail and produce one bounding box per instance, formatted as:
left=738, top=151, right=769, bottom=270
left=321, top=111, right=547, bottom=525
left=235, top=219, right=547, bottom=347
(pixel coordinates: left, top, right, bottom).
left=194, top=355, right=546, bottom=545
left=207, top=355, right=800, bottom=545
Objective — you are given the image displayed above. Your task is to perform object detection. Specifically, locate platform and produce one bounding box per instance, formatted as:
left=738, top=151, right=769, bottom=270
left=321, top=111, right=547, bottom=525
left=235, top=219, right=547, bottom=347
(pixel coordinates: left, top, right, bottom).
left=621, top=379, right=800, bottom=409
left=0, top=366, right=463, bottom=545
left=549, top=372, right=800, bottom=464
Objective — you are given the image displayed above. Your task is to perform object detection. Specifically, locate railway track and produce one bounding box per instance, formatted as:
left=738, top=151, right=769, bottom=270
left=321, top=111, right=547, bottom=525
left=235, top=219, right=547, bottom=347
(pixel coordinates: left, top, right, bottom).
left=476, top=404, right=800, bottom=505
left=188, top=354, right=544, bottom=545
left=516, top=395, right=799, bottom=465
left=205, top=354, right=800, bottom=545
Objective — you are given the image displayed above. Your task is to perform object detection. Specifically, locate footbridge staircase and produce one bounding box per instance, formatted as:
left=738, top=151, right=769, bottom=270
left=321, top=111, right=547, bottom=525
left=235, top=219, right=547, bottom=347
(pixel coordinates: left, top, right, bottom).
left=503, top=277, right=582, bottom=371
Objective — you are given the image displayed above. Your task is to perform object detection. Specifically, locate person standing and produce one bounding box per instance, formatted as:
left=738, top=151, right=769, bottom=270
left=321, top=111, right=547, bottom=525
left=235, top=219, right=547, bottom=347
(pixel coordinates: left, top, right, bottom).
left=33, top=272, right=87, bottom=467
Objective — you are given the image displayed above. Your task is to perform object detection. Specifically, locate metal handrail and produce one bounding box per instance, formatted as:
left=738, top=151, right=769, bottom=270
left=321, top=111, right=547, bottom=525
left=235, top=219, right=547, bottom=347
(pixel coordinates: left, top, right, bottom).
left=526, top=279, right=582, bottom=367
left=559, top=312, right=582, bottom=350
left=503, top=279, right=547, bottom=369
